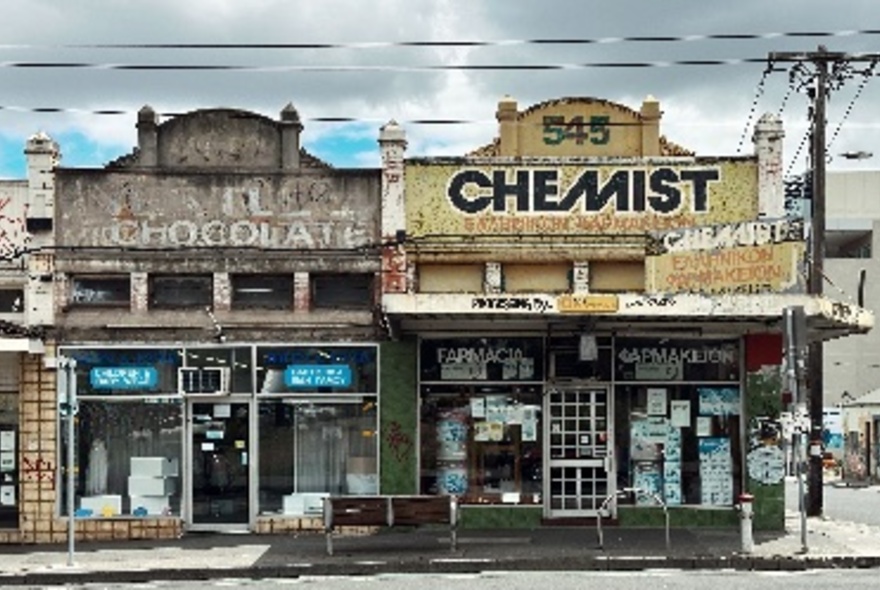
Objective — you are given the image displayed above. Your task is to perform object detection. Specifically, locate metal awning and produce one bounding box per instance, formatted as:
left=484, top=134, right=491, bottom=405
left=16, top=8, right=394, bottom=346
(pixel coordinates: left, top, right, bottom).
left=382, top=292, right=873, bottom=342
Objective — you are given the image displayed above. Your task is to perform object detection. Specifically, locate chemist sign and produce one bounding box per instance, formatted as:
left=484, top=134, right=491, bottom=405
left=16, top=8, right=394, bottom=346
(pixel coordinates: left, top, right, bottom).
left=284, top=364, right=352, bottom=388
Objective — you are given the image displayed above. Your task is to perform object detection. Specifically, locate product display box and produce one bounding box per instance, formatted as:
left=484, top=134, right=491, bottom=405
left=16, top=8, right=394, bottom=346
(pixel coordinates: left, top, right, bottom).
left=79, top=494, right=122, bottom=516
left=130, top=457, right=179, bottom=478
left=128, top=475, right=176, bottom=496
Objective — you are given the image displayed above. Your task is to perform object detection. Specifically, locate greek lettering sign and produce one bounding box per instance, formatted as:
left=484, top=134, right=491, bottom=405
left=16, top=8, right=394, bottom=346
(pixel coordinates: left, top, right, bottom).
left=284, top=364, right=352, bottom=388
left=90, top=367, right=158, bottom=390
left=615, top=338, right=739, bottom=382
left=420, top=337, right=544, bottom=382
left=405, top=161, right=758, bottom=238
left=646, top=218, right=806, bottom=295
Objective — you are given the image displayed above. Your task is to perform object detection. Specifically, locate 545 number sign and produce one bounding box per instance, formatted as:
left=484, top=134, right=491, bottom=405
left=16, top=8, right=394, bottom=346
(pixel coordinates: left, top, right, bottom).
left=542, top=115, right=610, bottom=146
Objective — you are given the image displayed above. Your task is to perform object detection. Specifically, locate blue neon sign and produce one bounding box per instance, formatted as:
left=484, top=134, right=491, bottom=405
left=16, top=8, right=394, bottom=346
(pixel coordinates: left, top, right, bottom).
left=284, top=364, right=352, bottom=388
left=90, top=367, right=158, bottom=390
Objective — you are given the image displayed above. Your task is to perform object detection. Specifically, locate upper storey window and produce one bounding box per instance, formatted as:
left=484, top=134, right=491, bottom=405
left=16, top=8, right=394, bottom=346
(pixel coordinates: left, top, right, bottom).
left=149, top=275, right=213, bottom=310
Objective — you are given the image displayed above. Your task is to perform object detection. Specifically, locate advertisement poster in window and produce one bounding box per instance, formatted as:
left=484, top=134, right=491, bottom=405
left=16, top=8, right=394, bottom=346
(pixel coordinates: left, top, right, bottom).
left=698, top=387, right=740, bottom=415
left=699, top=437, right=733, bottom=505
left=647, top=388, right=667, bottom=416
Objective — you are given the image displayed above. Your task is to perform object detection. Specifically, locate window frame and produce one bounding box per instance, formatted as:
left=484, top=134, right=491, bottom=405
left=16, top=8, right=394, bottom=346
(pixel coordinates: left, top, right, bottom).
left=230, top=273, right=294, bottom=311
left=310, top=273, right=374, bottom=310
left=148, top=274, right=213, bottom=310
left=69, top=276, right=131, bottom=309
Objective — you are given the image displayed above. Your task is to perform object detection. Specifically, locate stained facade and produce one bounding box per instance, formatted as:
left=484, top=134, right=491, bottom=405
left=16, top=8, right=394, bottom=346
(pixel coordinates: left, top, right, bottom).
left=0, top=95, right=875, bottom=544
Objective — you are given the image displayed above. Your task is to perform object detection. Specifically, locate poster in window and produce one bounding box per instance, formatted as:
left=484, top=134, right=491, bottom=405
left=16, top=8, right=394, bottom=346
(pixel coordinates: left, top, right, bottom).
left=698, top=387, right=741, bottom=416
left=696, top=416, right=712, bottom=437
left=470, top=397, right=486, bottom=419
left=663, top=461, right=682, bottom=505
left=0, top=430, right=14, bottom=451
left=670, top=400, right=691, bottom=428
left=522, top=419, right=537, bottom=442
left=485, top=395, right=506, bottom=423
left=647, top=388, right=667, bottom=416
left=699, top=437, right=733, bottom=505
left=633, top=463, right=662, bottom=505
left=474, top=422, right=491, bottom=442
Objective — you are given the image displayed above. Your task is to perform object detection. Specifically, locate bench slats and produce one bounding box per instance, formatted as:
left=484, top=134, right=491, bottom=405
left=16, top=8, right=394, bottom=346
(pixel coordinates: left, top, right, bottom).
left=324, top=495, right=458, bottom=556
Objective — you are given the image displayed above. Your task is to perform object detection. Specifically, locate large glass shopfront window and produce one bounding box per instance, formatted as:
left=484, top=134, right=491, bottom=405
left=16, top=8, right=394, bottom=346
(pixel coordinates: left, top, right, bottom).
left=256, top=345, right=378, bottom=517
left=613, top=338, right=742, bottom=507
left=60, top=344, right=380, bottom=522
left=61, top=347, right=183, bottom=518
left=419, top=338, right=544, bottom=505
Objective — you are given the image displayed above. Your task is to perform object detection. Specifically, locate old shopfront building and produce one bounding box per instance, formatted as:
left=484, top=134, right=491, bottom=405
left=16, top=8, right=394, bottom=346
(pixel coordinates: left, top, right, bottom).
left=379, top=96, right=873, bottom=529
left=11, top=105, right=384, bottom=543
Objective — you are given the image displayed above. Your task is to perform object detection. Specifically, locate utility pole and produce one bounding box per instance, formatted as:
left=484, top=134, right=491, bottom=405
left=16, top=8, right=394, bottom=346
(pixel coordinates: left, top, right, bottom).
left=769, top=47, right=880, bottom=516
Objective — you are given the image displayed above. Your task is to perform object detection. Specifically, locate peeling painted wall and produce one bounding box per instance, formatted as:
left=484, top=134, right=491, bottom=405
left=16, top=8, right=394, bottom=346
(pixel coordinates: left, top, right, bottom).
left=56, top=172, right=380, bottom=251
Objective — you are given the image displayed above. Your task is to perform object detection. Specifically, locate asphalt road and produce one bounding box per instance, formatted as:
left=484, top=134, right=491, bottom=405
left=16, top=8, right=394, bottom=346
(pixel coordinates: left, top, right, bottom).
left=786, top=476, right=880, bottom=526
left=46, top=570, right=880, bottom=590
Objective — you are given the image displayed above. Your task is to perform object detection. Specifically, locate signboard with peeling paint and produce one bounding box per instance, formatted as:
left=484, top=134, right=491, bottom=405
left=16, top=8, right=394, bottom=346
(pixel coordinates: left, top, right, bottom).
left=405, top=161, right=758, bottom=238
left=645, top=218, right=807, bottom=295
left=56, top=173, right=381, bottom=250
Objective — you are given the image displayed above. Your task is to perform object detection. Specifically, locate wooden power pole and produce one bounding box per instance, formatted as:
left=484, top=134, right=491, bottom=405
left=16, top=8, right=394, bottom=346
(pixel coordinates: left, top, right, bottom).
left=769, top=46, right=879, bottom=516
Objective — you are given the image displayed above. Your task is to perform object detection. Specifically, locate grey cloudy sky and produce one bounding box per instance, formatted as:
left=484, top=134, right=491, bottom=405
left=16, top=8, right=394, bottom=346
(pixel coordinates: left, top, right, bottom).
left=1, top=0, right=880, bottom=174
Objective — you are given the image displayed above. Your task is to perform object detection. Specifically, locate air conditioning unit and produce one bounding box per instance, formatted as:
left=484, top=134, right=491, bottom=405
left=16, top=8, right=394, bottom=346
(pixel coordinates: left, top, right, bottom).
left=178, top=367, right=230, bottom=394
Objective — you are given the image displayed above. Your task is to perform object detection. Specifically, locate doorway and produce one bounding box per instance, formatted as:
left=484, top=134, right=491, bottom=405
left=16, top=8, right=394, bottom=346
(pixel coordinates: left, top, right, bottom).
left=186, top=400, right=251, bottom=530
left=544, top=386, right=614, bottom=518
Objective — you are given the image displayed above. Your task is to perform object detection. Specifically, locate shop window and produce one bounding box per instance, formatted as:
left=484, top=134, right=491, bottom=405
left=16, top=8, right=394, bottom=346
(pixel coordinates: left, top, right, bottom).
left=256, top=345, right=378, bottom=395
left=64, top=347, right=182, bottom=396
left=184, top=347, right=253, bottom=394
left=0, top=352, right=19, bottom=528
left=60, top=400, right=183, bottom=518
left=826, top=229, right=872, bottom=258
left=149, top=274, right=213, bottom=310
left=419, top=385, right=542, bottom=505
left=311, top=273, right=373, bottom=310
left=69, top=276, right=130, bottom=308
left=258, top=398, right=378, bottom=515
left=231, top=274, right=293, bottom=310
left=614, top=384, right=742, bottom=507
left=0, top=289, right=23, bottom=312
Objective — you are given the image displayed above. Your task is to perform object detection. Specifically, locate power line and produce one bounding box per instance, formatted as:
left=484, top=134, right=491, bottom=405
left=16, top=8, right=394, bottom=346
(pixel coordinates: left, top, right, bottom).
left=0, top=57, right=772, bottom=71
left=1, top=28, right=879, bottom=50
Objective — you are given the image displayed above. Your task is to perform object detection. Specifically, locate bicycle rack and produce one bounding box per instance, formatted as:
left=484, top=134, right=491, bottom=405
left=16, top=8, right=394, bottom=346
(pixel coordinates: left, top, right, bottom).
left=596, top=487, right=670, bottom=551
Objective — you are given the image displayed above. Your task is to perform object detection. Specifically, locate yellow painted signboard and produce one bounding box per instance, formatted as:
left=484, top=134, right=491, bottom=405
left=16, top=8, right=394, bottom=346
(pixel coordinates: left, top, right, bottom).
left=557, top=294, right=620, bottom=313
left=645, top=219, right=806, bottom=295
left=405, top=161, right=758, bottom=238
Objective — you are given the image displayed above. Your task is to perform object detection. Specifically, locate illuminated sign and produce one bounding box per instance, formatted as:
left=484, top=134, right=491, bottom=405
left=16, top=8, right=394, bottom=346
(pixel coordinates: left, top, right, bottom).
left=90, top=367, right=158, bottom=390
left=284, top=365, right=352, bottom=388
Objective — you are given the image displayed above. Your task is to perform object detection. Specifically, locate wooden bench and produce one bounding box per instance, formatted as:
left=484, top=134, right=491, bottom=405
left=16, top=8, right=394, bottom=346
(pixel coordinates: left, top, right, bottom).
left=322, top=495, right=458, bottom=555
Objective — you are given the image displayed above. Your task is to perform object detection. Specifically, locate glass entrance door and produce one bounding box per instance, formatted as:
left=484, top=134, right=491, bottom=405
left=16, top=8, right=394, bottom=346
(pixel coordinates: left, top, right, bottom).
left=545, top=387, right=613, bottom=517
left=188, top=401, right=250, bottom=528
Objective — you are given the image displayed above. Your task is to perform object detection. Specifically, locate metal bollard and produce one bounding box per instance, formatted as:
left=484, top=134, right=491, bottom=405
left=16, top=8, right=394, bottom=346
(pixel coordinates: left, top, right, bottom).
left=737, top=493, right=754, bottom=554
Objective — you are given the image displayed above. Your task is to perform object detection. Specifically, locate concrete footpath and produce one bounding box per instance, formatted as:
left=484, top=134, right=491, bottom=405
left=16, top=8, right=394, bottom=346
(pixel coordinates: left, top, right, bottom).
left=2, top=507, right=880, bottom=585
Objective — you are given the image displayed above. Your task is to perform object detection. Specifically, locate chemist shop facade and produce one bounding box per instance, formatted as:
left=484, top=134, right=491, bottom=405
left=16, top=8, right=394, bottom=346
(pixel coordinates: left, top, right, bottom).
left=59, top=343, right=378, bottom=533
left=381, top=96, right=873, bottom=529
left=419, top=334, right=743, bottom=519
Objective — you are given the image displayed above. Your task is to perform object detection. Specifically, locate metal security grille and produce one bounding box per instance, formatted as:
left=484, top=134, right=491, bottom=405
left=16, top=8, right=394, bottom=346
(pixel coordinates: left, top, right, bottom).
left=546, top=387, right=611, bottom=517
